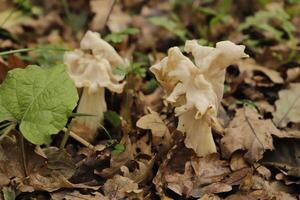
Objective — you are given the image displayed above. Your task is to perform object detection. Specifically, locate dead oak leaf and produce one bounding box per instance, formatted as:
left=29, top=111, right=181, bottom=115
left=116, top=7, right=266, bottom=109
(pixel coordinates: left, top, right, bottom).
left=236, top=59, right=284, bottom=84
left=221, top=106, right=281, bottom=163
left=273, top=83, right=300, bottom=127
left=51, top=190, right=108, bottom=200
left=103, top=175, right=143, bottom=200
left=136, top=109, right=171, bottom=146
left=90, top=0, right=115, bottom=31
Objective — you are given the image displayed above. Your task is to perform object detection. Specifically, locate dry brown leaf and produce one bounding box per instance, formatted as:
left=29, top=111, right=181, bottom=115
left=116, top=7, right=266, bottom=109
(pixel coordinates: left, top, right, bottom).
left=103, top=175, right=143, bottom=200
left=230, top=151, right=249, bottom=171
left=199, top=194, right=222, bottom=200
left=287, top=67, right=300, bottom=82
left=261, top=138, right=300, bottom=178
left=96, top=137, right=133, bottom=178
left=90, top=0, right=115, bottom=31
left=107, top=4, right=131, bottom=32
left=221, top=106, right=281, bottom=163
left=164, top=162, right=194, bottom=196
left=51, top=190, right=108, bottom=200
left=136, top=109, right=171, bottom=146
left=191, top=154, right=230, bottom=186
left=236, top=58, right=284, bottom=84
left=273, top=83, right=300, bottom=127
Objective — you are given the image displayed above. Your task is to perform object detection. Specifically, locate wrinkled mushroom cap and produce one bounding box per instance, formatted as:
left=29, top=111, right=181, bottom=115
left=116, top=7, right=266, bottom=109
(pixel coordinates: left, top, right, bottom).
left=64, top=30, right=126, bottom=94
left=150, top=40, right=248, bottom=156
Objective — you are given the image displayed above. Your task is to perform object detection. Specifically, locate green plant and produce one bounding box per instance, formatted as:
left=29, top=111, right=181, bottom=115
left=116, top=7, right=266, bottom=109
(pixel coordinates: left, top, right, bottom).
left=148, top=15, right=188, bottom=41
left=238, top=9, right=296, bottom=46
left=113, top=62, right=147, bottom=78
left=0, top=64, right=78, bottom=145
left=105, top=27, right=139, bottom=43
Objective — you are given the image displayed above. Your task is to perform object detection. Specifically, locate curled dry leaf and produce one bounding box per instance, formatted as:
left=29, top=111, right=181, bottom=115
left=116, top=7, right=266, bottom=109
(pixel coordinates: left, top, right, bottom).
left=221, top=106, right=281, bottom=163
left=261, top=138, right=300, bottom=178
left=273, top=83, right=300, bottom=127
left=0, top=134, right=97, bottom=192
left=150, top=40, right=248, bottom=156
left=103, top=175, right=143, bottom=200
left=286, top=67, right=300, bottom=82
left=236, top=58, right=284, bottom=84
left=136, top=108, right=171, bottom=146
left=51, top=190, right=108, bottom=200
left=121, top=158, right=155, bottom=183
left=156, top=151, right=230, bottom=198
left=96, top=137, right=133, bottom=178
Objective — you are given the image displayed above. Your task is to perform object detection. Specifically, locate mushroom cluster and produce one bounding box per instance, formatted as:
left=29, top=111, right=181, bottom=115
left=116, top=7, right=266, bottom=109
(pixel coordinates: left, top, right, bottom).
left=64, top=31, right=127, bottom=142
left=150, top=40, right=248, bottom=156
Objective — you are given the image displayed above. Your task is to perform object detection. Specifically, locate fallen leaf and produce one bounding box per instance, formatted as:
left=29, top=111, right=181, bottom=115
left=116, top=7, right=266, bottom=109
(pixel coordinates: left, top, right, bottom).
left=136, top=109, right=171, bottom=146
left=96, top=136, right=133, bottom=178
left=236, top=58, right=284, bottom=84
left=191, top=154, right=231, bottom=186
left=287, top=67, right=300, bottom=82
left=273, top=83, right=300, bottom=127
left=90, top=0, right=115, bottom=31
left=230, top=151, right=249, bottom=171
left=221, top=106, right=281, bottom=163
left=51, top=190, right=108, bottom=200
left=261, top=138, right=300, bottom=178
left=103, top=175, right=143, bottom=199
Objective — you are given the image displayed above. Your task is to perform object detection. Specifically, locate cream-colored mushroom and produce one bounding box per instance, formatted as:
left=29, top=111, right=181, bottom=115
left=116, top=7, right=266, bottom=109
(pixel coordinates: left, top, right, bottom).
left=150, top=40, right=248, bottom=156
left=64, top=31, right=126, bottom=142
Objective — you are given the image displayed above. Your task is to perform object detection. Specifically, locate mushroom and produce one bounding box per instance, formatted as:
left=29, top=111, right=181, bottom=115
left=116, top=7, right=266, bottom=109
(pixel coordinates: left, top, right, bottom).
left=150, top=40, right=248, bottom=156
left=64, top=31, right=126, bottom=142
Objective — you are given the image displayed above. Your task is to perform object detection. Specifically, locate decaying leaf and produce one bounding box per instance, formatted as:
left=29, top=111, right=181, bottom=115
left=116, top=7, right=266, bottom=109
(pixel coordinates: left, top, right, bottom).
left=236, top=58, right=284, bottom=84
left=273, top=83, right=300, bottom=127
left=90, top=0, right=115, bottom=31
left=103, top=175, right=143, bottom=199
left=155, top=148, right=231, bottom=198
left=51, top=190, right=108, bottom=200
left=136, top=108, right=171, bottom=146
left=0, top=134, right=97, bottom=193
left=261, top=138, right=300, bottom=178
left=96, top=136, right=133, bottom=178
left=221, top=106, right=281, bottom=162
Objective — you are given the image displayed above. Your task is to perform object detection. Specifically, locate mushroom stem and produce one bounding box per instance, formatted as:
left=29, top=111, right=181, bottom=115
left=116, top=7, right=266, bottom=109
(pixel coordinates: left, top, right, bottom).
left=71, top=87, right=107, bottom=141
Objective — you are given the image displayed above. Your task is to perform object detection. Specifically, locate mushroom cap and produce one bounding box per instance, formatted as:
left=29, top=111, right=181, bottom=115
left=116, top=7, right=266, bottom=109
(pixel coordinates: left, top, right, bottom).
left=64, top=31, right=126, bottom=94
left=150, top=40, right=248, bottom=156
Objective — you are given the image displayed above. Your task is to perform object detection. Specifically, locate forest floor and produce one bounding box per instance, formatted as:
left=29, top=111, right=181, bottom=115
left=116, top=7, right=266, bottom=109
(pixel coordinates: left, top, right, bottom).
left=0, top=0, right=300, bottom=199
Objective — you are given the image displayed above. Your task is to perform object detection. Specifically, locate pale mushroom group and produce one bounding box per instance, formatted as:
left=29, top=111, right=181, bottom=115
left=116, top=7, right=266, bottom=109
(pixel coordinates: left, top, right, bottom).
left=150, top=40, right=248, bottom=156
left=64, top=31, right=127, bottom=142
left=64, top=30, right=247, bottom=157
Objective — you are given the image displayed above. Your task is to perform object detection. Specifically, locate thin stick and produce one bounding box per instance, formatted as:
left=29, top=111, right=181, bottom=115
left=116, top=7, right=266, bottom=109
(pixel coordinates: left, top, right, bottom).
left=62, top=128, right=94, bottom=150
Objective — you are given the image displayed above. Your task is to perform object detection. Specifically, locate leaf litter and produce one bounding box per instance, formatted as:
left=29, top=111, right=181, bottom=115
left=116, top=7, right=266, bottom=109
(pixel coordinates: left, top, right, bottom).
left=0, top=0, right=300, bottom=199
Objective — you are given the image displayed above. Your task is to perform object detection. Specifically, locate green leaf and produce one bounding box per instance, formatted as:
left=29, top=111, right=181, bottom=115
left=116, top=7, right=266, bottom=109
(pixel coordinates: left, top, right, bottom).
left=113, top=64, right=127, bottom=76
left=2, top=187, right=16, bottom=200
left=104, top=111, right=121, bottom=127
left=0, top=64, right=78, bottom=145
left=112, top=143, right=125, bottom=154
left=105, top=27, right=139, bottom=43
